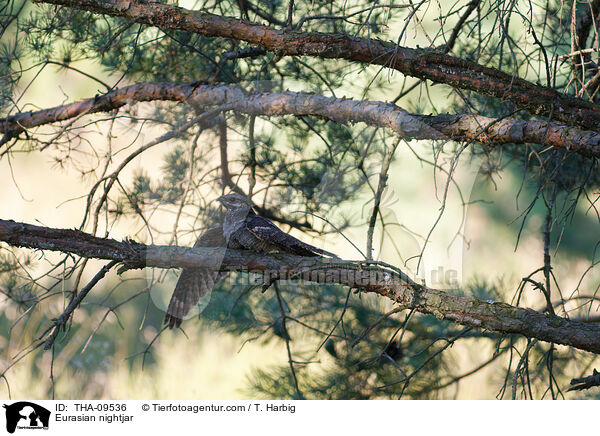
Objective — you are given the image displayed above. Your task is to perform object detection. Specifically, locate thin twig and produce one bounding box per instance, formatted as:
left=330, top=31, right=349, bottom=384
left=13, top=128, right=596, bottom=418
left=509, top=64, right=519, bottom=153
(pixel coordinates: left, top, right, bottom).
left=274, top=283, right=303, bottom=399
left=43, top=260, right=119, bottom=350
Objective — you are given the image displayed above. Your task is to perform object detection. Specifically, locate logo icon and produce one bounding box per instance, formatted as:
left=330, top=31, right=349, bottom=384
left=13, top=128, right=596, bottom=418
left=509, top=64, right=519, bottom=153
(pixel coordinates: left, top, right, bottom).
left=3, top=402, right=50, bottom=433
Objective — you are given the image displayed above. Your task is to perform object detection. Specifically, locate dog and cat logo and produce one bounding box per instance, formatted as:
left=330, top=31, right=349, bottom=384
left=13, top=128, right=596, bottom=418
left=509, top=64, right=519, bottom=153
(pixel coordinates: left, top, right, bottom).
left=2, top=402, right=50, bottom=433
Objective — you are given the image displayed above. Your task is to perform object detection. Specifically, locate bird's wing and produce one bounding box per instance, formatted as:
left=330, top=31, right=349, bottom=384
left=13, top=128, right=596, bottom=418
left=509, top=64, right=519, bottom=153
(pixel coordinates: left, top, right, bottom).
left=192, top=226, right=227, bottom=248
left=245, top=215, right=337, bottom=257
left=164, top=227, right=228, bottom=329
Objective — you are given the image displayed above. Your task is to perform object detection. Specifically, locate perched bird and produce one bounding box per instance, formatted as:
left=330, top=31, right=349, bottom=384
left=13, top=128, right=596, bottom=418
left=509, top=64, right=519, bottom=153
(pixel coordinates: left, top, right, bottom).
left=164, top=193, right=336, bottom=328
left=218, top=193, right=338, bottom=258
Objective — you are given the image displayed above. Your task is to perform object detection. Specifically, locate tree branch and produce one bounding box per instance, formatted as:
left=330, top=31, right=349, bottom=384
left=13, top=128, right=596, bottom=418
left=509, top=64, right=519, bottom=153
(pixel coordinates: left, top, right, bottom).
left=2, top=218, right=600, bottom=354
left=31, top=0, right=600, bottom=130
left=2, top=82, right=600, bottom=156
left=42, top=260, right=119, bottom=350
left=568, top=369, right=600, bottom=391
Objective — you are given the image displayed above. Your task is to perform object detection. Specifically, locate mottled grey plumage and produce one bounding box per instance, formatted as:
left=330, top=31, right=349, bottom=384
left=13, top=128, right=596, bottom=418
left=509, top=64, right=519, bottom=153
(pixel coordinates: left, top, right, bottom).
left=219, top=193, right=338, bottom=258
left=165, top=193, right=337, bottom=329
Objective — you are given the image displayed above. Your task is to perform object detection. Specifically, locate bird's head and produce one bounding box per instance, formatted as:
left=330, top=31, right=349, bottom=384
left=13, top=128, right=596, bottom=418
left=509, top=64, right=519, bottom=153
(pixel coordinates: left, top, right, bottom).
left=217, top=193, right=253, bottom=211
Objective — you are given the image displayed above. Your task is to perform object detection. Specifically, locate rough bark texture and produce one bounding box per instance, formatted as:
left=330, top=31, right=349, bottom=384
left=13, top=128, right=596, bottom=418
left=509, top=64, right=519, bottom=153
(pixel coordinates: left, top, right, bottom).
left=31, top=0, right=600, bottom=130
left=3, top=82, right=600, bottom=156
left=2, top=218, right=600, bottom=354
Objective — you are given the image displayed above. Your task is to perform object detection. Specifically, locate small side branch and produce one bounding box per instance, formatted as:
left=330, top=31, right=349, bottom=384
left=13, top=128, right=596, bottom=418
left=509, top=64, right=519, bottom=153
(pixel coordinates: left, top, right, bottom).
left=568, top=369, right=600, bottom=392
left=43, top=260, right=119, bottom=349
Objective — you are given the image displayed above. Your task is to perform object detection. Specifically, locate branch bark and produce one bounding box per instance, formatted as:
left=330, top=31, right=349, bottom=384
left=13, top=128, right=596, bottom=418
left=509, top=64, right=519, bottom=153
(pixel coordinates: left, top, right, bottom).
left=568, top=369, right=600, bottom=391
left=3, top=82, right=600, bottom=156
left=2, top=218, right=600, bottom=354
left=31, top=0, right=600, bottom=130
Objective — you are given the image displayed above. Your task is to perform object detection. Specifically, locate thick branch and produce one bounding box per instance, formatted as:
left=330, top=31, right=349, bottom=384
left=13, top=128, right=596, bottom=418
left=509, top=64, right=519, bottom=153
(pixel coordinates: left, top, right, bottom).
left=2, top=82, right=600, bottom=156
left=31, top=0, right=600, bottom=130
left=2, top=218, right=600, bottom=354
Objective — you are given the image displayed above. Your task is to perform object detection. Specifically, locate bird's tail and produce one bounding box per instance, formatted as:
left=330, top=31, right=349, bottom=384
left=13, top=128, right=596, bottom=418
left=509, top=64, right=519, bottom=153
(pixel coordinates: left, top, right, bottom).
left=164, top=226, right=228, bottom=328
left=164, top=268, right=225, bottom=328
